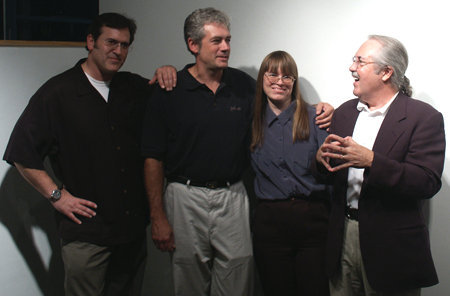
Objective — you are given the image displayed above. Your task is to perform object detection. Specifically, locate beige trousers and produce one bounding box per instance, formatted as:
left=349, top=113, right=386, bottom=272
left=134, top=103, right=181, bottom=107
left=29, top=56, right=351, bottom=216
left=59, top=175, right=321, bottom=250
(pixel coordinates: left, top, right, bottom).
left=164, top=181, right=254, bottom=296
left=330, top=218, right=420, bottom=296
left=61, top=237, right=146, bottom=296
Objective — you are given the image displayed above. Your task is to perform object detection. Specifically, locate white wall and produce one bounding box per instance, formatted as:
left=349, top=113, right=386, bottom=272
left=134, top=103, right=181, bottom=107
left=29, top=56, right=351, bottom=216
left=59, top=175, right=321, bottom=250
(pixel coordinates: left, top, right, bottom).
left=1, top=0, right=449, bottom=295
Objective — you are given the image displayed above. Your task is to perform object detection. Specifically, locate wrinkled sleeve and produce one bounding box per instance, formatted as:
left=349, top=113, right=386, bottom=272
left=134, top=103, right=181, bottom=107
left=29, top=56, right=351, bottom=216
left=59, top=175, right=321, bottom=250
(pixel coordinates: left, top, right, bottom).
left=367, top=111, right=445, bottom=199
left=3, top=85, right=57, bottom=170
left=141, top=86, right=168, bottom=161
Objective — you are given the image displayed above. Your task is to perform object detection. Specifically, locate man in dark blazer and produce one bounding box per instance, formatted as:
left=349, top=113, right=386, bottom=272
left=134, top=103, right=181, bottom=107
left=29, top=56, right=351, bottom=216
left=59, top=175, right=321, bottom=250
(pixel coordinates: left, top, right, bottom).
left=315, top=35, right=445, bottom=295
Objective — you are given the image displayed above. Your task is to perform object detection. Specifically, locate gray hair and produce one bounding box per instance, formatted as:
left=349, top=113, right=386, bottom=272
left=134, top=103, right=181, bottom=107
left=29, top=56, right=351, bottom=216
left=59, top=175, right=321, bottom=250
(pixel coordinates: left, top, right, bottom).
left=184, top=7, right=230, bottom=55
left=369, top=35, right=412, bottom=96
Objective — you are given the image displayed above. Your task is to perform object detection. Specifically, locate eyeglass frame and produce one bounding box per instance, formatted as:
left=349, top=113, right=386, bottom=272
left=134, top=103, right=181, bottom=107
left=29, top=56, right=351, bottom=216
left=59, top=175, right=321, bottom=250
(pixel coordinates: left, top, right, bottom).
left=264, top=72, right=296, bottom=84
left=104, top=38, right=131, bottom=50
left=352, top=56, right=378, bottom=68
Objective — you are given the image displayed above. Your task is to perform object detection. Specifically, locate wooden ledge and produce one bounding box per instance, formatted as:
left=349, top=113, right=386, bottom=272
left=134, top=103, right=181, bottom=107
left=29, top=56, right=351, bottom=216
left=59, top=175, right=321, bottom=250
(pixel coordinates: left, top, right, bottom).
left=0, top=40, right=85, bottom=47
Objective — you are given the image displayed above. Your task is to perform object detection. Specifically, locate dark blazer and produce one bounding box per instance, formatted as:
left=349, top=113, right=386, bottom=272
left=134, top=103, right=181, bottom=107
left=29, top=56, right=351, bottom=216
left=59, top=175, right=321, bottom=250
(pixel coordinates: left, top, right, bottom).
left=320, top=93, right=445, bottom=292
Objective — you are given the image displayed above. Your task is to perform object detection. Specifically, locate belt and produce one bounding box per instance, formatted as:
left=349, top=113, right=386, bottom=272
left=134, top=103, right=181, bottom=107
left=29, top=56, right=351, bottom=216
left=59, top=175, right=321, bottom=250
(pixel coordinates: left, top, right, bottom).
left=260, top=196, right=309, bottom=202
left=166, top=176, right=238, bottom=189
left=345, top=206, right=359, bottom=221
left=260, top=192, right=329, bottom=202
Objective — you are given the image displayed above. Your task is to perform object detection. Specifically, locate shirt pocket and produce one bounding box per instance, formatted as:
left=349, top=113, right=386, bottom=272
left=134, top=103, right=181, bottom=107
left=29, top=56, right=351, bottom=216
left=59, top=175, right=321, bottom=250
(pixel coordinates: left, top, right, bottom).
left=292, top=149, right=314, bottom=176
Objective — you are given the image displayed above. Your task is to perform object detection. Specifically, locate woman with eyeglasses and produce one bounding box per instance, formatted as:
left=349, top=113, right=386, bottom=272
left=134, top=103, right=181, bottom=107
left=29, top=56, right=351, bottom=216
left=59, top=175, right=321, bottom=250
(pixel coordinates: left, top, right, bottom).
left=250, top=50, right=330, bottom=296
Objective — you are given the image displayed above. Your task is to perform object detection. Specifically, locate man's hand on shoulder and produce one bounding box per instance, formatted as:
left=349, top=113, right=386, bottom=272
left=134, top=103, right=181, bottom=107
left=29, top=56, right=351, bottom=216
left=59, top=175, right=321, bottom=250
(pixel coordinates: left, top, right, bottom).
left=314, top=102, right=334, bottom=130
left=149, top=65, right=177, bottom=91
left=51, top=189, right=97, bottom=225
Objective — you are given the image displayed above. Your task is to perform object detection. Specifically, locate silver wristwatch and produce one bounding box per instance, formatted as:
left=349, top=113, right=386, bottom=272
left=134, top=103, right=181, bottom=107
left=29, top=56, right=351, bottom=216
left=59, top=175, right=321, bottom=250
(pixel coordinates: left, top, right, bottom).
left=49, top=189, right=62, bottom=202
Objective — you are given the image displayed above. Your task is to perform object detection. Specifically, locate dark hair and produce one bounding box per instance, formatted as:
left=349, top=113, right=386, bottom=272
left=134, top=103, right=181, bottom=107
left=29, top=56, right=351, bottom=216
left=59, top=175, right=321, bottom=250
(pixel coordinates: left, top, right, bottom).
left=184, top=7, right=230, bottom=55
left=87, top=13, right=137, bottom=46
left=251, top=51, right=309, bottom=151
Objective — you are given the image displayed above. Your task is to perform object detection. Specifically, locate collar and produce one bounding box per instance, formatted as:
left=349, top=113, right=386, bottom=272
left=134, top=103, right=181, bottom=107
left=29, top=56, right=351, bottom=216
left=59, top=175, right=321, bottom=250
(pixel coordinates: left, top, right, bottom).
left=180, top=63, right=229, bottom=91
left=74, top=59, right=99, bottom=97
left=266, top=100, right=296, bottom=126
left=357, top=92, right=399, bottom=116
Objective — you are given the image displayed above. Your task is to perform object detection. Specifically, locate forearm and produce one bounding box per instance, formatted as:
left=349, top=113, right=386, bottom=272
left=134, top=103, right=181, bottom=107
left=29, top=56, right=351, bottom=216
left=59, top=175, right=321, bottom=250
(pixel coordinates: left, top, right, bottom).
left=14, top=162, right=58, bottom=200
left=15, top=162, right=97, bottom=224
left=144, top=158, right=175, bottom=251
left=143, top=158, right=166, bottom=221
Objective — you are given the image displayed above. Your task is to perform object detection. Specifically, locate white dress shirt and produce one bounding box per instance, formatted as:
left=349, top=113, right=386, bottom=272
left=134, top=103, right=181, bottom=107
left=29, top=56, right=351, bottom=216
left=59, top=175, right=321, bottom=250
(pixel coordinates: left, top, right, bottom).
left=346, top=93, right=398, bottom=209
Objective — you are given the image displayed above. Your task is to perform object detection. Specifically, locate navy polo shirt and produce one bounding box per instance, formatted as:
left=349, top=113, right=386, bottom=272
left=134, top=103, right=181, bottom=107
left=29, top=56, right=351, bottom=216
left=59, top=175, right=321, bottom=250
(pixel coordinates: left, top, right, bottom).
left=142, top=64, right=255, bottom=182
left=251, top=102, right=329, bottom=200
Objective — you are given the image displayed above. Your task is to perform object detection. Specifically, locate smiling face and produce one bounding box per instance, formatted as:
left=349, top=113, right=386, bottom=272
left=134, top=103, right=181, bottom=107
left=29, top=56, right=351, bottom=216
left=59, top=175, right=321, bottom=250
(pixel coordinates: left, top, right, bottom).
left=190, top=23, right=231, bottom=71
left=263, top=68, right=294, bottom=114
left=86, top=26, right=130, bottom=80
left=349, top=39, right=387, bottom=102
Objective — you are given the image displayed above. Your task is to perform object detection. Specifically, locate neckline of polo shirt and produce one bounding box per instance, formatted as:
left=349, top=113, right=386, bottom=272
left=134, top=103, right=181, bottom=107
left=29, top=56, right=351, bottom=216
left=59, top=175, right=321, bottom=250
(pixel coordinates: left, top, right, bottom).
left=182, top=64, right=229, bottom=91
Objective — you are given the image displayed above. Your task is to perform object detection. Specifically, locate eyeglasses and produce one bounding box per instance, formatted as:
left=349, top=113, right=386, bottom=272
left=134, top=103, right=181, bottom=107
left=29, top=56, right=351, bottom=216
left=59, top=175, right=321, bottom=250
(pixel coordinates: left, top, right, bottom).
left=264, top=72, right=296, bottom=84
left=352, top=56, right=376, bottom=68
left=104, top=38, right=130, bottom=50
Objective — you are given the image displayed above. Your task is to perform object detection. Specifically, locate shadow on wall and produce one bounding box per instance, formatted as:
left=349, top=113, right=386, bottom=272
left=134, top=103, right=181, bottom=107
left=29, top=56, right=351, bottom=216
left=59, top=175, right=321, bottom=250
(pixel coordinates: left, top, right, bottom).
left=299, top=77, right=321, bottom=105
left=0, top=166, right=64, bottom=296
left=238, top=66, right=258, bottom=80
left=414, top=91, right=446, bottom=228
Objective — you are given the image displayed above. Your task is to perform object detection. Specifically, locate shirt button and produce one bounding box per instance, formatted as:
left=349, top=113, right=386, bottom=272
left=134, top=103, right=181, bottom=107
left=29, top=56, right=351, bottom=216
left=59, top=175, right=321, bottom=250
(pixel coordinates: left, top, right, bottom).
left=123, top=189, right=128, bottom=194
left=111, top=125, right=115, bottom=131
left=116, top=146, right=121, bottom=151
left=125, top=210, right=130, bottom=215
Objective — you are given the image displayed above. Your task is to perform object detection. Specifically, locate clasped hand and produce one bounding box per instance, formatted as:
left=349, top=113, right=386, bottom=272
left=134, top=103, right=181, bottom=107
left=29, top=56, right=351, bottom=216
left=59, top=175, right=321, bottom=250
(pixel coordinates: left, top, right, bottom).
left=316, top=134, right=374, bottom=172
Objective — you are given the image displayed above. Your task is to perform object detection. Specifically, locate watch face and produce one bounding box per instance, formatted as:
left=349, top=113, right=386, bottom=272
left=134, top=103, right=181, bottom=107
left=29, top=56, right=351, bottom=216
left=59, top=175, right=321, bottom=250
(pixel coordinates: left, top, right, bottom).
left=51, top=189, right=61, bottom=201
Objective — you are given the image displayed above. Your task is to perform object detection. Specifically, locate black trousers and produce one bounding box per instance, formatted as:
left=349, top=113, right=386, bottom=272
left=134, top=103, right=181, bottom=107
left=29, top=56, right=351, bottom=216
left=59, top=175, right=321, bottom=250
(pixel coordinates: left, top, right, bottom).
left=253, top=198, right=330, bottom=296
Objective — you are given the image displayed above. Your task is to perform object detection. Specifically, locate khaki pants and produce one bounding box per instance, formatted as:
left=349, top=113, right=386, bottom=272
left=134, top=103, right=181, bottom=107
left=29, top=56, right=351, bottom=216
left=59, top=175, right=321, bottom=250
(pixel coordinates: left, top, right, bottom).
left=330, top=218, right=420, bottom=296
left=165, top=181, right=254, bottom=296
left=61, top=236, right=146, bottom=296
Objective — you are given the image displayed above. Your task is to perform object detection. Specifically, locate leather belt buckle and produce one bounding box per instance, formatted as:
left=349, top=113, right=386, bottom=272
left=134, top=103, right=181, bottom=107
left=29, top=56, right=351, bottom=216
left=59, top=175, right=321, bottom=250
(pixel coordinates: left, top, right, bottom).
left=345, top=206, right=359, bottom=221
left=205, top=181, right=219, bottom=189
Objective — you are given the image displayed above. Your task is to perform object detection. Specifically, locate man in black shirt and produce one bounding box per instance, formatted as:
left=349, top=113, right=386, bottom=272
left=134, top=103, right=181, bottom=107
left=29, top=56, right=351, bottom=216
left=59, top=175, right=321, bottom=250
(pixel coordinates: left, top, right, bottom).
left=142, top=8, right=255, bottom=296
left=3, top=13, right=173, bottom=296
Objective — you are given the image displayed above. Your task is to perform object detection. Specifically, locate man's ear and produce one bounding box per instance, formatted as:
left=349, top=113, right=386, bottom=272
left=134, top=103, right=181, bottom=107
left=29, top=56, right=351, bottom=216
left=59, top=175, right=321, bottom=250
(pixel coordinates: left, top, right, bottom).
left=381, top=66, right=394, bottom=82
left=187, top=37, right=199, bottom=55
left=86, top=34, right=95, bottom=51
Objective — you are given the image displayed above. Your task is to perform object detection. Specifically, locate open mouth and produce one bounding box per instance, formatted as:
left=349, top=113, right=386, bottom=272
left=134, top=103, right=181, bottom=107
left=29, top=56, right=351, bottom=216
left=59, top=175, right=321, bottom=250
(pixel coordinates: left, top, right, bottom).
left=352, top=71, right=360, bottom=81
